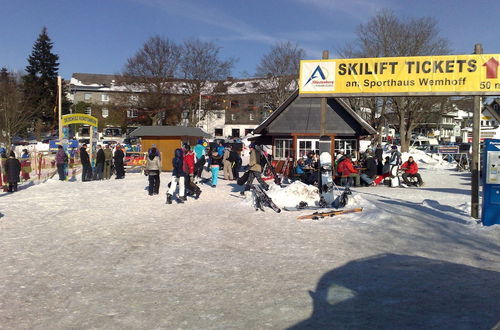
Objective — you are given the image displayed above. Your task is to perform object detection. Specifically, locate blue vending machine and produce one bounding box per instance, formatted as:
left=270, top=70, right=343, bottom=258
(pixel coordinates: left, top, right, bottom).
left=482, top=139, right=500, bottom=226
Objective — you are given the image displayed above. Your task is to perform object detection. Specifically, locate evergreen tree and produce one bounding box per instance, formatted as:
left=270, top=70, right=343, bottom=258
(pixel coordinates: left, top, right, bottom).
left=23, top=27, right=60, bottom=127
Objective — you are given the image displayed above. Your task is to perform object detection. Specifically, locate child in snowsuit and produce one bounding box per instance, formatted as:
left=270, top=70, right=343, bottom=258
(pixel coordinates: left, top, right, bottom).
left=20, top=149, right=31, bottom=181
left=167, top=148, right=186, bottom=204
left=209, top=149, right=223, bottom=187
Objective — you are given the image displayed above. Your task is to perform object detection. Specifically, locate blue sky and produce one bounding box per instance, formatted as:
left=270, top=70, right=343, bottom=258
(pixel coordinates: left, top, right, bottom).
left=1, top=0, right=499, bottom=80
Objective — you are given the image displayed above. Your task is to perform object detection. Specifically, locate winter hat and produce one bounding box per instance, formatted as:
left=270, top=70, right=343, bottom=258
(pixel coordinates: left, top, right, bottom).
left=249, top=143, right=256, bottom=149
left=197, top=139, right=203, bottom=145
left=391, top=145, right=398, bottom=149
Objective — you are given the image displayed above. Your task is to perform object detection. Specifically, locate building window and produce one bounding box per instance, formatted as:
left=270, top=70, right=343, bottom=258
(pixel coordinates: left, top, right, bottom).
left=85, top=107, right=92, bottom=116
left=249, top=113, right=254, bottom=121
left=297, top=139, right=319, bottom=159
left=102, top=108, right=109, bottom=118
left=216, top=111, right=222, bottom=119
left=231, top=100, right=239, bottom=108
left=84, top=93, right=92, bottom=101
left=334, top=139, right=357, bottom=156
left=214, top=128, right=223, bottom=136
left=101, top=94, right=110, bottom=102
left=232, top=129, right=240, bottom=137
left=274, top=139, right=293, bottom=159
left=127, top=109, right=138, bottom=118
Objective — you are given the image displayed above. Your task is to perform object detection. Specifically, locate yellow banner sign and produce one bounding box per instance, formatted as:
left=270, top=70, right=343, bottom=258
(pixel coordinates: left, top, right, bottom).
left=61, top=114, right=98, bottom=127
left=299, top=55, right=500, bottom=96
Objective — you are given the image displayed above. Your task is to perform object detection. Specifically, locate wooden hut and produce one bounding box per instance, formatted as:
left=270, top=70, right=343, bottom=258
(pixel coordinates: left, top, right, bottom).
left=130, top=126, right=210, bottom=171
left=252, top=91, right=376, bottom=162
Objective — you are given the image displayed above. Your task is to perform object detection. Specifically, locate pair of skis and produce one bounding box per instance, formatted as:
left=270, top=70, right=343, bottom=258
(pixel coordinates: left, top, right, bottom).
left=251, top=185, right=281, bottom=213
left=297, top=207, right=363, bottom=220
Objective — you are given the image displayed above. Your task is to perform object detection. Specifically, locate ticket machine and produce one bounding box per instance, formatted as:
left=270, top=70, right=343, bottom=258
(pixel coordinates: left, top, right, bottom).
left=482, top=139, right=500, bottom=226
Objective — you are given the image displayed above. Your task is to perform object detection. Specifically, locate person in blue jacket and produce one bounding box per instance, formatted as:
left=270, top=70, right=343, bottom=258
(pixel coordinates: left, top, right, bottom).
left=193, top=140, right=205, bottom=160
left=166, top=148, right=186, bottom=204
left=217, top=141, right=225, bottom=157
left=193, top=140, right=206, bottom=181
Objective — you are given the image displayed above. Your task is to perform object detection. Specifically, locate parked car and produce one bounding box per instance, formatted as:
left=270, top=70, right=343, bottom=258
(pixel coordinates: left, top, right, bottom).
left=410, top=137, right=439, bottom=150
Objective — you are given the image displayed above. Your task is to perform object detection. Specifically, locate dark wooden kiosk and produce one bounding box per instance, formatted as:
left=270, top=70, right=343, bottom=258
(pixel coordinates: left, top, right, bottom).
left=252, top=90, right=376, bottom=164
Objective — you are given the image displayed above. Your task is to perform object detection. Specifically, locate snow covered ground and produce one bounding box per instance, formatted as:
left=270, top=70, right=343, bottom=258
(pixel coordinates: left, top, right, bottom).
left=0, top=160, right=499, bottom=329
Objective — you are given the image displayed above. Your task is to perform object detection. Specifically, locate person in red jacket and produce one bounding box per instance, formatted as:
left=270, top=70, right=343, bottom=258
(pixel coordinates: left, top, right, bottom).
left=183, top=144, right=202, bottom=199
left=400, top=156, right=423, bottom=187
left=337, top=155, right=360, bottom=186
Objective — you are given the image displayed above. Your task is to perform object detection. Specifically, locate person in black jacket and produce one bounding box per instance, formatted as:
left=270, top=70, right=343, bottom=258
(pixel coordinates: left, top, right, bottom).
left=113, top=144, right=125, bottom=179
left=166, top=148, right=186, bottom=204
left=360, top=151, right=377, bottom=186
left=5, top=151, right=21, bottom=192
left=94, top=145, right=105, bottom=180
left=80, top=144, right=92, bottom=182
left=230, top=149, right=242, bottom=180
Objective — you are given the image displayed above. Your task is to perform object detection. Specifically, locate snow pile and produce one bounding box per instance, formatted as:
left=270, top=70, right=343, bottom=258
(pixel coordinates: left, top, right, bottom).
left=343, top=193, right=387, bottom=224
left=267, top=181, right=319, bottom=208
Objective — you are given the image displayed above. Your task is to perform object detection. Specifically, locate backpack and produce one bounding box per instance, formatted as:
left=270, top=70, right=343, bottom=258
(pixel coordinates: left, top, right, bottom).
left=227, top=151, right=237, bottom=163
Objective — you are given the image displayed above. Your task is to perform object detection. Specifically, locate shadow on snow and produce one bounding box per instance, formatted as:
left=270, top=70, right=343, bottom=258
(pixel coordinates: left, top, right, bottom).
left=289, top=254, right=500, bottom=330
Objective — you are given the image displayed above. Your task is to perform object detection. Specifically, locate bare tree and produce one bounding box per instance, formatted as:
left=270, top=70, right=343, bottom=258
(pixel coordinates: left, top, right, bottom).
left=339, top=9, right=451, bottom=151
left=179, top=39, right=235, bottom=126
left=0, top=68, right=38, bottom=147
left=121, top=36, right=183, bottom=125
left=256, top=41, right=305, bottom=111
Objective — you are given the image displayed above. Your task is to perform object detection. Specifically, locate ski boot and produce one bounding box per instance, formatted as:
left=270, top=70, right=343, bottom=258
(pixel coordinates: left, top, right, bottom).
left=166, top=194, right=172, bottom=204
left=178, top=196, right=186, bottom=203
left=194, top=190, right=201, bottom=200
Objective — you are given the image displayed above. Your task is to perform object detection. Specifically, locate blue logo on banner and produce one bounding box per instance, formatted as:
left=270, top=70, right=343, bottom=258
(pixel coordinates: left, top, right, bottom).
left=304, top=65, right=326, bottom=87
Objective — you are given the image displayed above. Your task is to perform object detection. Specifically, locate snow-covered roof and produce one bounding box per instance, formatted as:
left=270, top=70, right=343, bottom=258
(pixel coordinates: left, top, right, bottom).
left=69, top=73, right=291, bottom=96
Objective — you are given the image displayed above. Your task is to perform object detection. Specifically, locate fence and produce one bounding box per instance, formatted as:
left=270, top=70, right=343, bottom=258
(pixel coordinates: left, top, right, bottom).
left=1, top=151, right=82, bottom=189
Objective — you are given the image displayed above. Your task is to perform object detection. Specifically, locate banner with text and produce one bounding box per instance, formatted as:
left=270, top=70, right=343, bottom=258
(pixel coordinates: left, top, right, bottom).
left=62, top=114, right=98, bottom=127
left=299, top=55, right=500, bottom=96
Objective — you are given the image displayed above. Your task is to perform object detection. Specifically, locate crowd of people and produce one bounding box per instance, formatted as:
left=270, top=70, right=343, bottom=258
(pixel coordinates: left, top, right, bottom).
left=294, top=144, right=424, bottom=188
left=161, top=140, right=264, bottom=204
left=1, top=140, right=424, bottom=197
left=55, top=143, right=126, bottom=182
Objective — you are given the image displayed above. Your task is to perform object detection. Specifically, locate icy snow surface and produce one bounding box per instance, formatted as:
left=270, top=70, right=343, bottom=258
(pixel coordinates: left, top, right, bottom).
left=0, top=166, right=499, bottom=329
